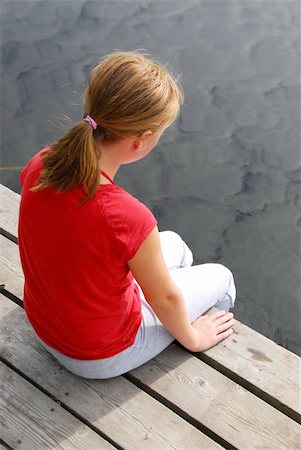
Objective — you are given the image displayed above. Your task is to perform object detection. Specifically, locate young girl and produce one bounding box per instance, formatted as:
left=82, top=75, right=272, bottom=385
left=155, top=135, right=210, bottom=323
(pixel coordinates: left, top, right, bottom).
left=18, top=50, right=236, bottom=379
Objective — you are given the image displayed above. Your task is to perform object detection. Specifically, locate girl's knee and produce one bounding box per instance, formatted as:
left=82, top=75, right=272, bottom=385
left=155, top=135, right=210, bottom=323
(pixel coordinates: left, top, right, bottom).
left=214, top=263, right=236, bottom=308
left=159, top=230, right=182, bottom=242
left=204, top=263, right=233, bottom=279
left=200, top=263, right=236, bottom=308
left=159, top=231, right=183, bottom=256
left=215, top=263, right=234, bottom=279
left=159, top=230, right=193, bottom=268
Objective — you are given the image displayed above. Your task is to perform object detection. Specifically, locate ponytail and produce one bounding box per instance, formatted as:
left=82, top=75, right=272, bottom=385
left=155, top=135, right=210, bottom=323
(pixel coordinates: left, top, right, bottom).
left=32, top=120, right=100, bottom=204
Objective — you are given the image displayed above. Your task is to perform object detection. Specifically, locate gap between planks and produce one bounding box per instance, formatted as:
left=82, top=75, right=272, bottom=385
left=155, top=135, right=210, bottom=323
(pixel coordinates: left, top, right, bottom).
left=0, top=228, right=18, bottom=245
left=0, top=438, right=14, bottom=450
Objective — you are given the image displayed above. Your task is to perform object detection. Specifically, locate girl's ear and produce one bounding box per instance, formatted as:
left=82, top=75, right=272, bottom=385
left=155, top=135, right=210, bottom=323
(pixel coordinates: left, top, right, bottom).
left=133, top=130, right=153, bottom=151
left=132, top=139, right=142, bottom=151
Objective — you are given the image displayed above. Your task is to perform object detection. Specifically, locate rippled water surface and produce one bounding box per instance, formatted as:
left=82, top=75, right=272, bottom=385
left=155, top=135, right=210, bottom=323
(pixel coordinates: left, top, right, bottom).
left=1, top=0, right=300, bottom=355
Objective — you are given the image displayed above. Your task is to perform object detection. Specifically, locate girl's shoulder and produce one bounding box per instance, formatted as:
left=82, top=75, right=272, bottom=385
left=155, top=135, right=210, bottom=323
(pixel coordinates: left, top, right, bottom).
left=97, top=185, right=157, bottom=230
left=96, top=185, right=157, bottom=262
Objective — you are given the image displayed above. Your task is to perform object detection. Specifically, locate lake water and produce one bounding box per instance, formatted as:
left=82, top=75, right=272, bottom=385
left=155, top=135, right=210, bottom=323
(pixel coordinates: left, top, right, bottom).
left=1, top=0, right=300, bottom=355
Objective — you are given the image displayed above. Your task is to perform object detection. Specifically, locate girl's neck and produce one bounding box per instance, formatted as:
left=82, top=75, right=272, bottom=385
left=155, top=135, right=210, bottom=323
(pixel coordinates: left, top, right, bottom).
left=96, top=129, right=159, bottom=184
left=95, top=145, right=120, bottom=184
left=99, top=163, right=118, bottom=184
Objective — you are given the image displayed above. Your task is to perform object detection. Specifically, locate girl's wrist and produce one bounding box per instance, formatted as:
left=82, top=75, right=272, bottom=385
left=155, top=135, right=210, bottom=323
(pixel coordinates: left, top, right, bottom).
left=183, top=326, right=199, bottom=352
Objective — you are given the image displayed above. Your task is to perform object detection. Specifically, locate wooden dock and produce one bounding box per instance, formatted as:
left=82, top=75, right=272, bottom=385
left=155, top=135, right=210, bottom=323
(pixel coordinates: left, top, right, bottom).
left=0, top=182, right=300, bottom=449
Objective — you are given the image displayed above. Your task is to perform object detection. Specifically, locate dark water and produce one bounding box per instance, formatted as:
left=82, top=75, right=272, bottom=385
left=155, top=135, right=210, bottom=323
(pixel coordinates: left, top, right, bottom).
left=1, top=1, right=300, bottom=355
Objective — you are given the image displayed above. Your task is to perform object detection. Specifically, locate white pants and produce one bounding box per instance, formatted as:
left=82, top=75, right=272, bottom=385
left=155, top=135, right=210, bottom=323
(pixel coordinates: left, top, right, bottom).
left=37, top=231, right=236, bottom=379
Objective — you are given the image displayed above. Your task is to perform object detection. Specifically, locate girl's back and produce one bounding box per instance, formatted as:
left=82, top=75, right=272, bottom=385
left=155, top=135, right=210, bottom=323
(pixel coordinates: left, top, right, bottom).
left=19, top=146, right=156, bottom=359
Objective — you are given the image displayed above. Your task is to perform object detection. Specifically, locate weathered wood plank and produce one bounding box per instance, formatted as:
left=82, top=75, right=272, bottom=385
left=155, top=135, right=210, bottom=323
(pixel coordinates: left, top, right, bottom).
left=0, top=184, right=20, bottom=241
left=0, top=362, right=114, bottom=450
left=0, top=294, right=221, bottom=450
left=202, top=308, right=301, bottom=421
left=2, top=228, right=300, bottom=421
left=129, top=346, right=301, bottom=450
left=0, top=235, right=23, bottom=298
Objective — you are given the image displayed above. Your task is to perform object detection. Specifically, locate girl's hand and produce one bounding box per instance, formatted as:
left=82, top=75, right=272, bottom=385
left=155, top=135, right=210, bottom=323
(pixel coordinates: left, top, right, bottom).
left=190, top=310, right=235, bottom=352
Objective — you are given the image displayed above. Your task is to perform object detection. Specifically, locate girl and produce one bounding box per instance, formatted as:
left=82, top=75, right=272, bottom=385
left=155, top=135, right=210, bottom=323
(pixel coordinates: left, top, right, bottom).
left=18, top=50, right=236, bottom=379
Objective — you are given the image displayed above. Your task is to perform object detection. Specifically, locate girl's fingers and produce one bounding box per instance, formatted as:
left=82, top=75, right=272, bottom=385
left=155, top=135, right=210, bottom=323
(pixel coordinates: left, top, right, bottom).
left=214, top=312, right=234, bottom=326
left=194, top=310, right=231, bottom=326
left=212, top=310, right=228, bottom=319
left=217, top=318, right=235, bottom=334
left=216, top=328, right=234, bottom=343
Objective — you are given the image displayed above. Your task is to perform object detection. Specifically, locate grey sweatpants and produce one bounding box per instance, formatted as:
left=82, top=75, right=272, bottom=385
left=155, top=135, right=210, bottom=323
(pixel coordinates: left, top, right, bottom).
left=36, top=231, right=236, bottom=379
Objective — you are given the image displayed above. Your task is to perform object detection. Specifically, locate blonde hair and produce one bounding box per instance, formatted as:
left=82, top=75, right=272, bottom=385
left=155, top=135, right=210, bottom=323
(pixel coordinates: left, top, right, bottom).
left=32, top=50, right=184, bottom=203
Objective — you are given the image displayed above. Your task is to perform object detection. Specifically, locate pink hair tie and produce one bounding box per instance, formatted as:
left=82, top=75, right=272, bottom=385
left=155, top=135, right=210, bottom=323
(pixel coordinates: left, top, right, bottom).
left=84, top=115, right=97, bottom=130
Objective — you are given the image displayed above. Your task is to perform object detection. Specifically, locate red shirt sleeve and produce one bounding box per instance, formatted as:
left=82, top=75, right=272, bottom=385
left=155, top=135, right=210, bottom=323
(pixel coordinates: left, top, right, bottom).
left=101, top=188, right=157, bottom=262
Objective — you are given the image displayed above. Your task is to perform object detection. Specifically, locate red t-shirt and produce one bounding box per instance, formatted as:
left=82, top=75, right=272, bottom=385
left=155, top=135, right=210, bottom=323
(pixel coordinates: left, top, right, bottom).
left=18, top=148, right=157, bottom=359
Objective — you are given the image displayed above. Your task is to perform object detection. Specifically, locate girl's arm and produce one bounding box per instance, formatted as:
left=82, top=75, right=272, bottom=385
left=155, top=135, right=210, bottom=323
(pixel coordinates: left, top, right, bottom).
left=128, top=226, right=235, bottom=352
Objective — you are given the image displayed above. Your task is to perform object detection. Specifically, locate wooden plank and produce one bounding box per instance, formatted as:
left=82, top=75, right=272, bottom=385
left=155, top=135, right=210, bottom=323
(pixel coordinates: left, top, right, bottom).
left=202, top=308, right=301, bottom=421
left=0, top=362, right=114, bottom=450
left=2, top=230, right=300, bottom=422
left=128, top=345, right=301, bottom=450
left=0, top=294, right=221, bottom=450
left=0, top=184, right=20, bottom=241
left=0, top=235, right=23, bottom=298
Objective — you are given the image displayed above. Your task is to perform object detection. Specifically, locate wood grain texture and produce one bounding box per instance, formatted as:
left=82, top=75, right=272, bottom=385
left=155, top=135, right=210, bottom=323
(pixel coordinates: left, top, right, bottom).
left=0, top=184, right=20, bottom=239
left=0, top=362, right=113, bottom=450
left=129, top=345, right=301, bottom=450
left=0, top=294, right=221, bottom=450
